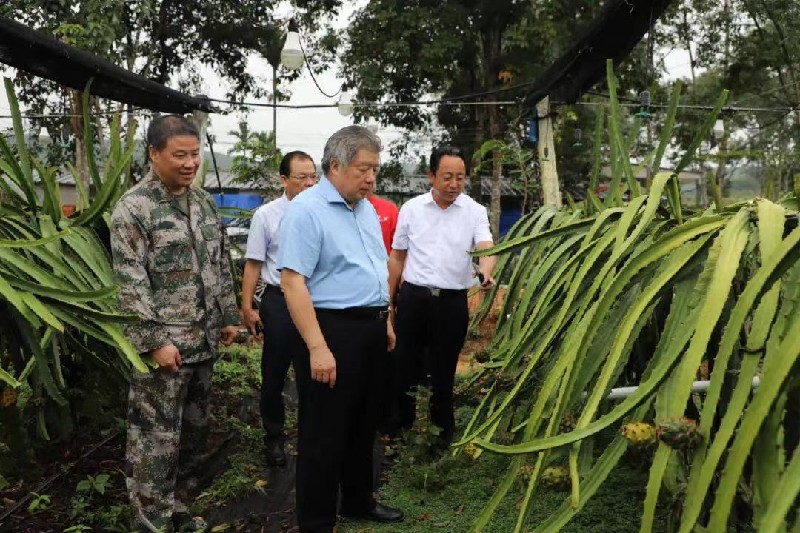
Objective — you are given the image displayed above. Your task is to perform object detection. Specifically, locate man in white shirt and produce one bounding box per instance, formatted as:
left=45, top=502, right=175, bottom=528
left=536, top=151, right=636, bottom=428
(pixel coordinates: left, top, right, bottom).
left=388, top=146, right=497, bottom=447
left=240, top=150, right=317, bottom=466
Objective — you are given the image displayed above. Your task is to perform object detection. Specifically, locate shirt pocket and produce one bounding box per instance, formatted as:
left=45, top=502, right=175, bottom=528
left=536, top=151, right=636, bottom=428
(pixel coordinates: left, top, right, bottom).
left=200, top=222, right=221, bottom=264
left=152, top=232, right=193, bottom=272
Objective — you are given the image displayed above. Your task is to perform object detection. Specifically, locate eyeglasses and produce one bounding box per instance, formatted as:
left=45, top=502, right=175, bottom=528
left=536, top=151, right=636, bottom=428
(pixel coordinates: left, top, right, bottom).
left=287, top=173, right=317, bottom=182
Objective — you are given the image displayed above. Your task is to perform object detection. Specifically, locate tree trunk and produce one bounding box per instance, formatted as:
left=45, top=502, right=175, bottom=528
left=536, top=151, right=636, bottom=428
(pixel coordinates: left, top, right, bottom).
left=126, top=103, right=137, bottom=188
left=714, top=129, right=729, bottom=203
left=94, top=97, right=106, bottom=176
left=488, top=101, right=502, bottom=240
left=69, top=89, right=90, bottom=206
left=480, top=25, right=504, bottom=238
left=471, top=105, right=485, bottom=205
left=536, top=97, right=562, bottom=208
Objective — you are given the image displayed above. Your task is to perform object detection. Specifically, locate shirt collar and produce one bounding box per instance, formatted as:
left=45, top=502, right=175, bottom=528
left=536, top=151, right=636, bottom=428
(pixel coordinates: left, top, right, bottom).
left=319, top=175, right=353, bottom=207
left=148, top=170, right=196, bottom=204
left=424, top=189, right=465, bottom=207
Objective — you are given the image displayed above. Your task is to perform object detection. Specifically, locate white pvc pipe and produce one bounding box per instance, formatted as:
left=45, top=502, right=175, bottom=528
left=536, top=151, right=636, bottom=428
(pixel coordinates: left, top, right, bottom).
left=584, top=376, right=761, bottom=401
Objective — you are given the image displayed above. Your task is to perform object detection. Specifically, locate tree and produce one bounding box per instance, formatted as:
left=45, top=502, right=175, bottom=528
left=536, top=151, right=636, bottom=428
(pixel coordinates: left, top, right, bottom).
left=227, top=125, right=282, bottom=195
left=655, top=0, right=800, bottom=203
left=313, top=0, right=610, bottom=236
left=0, top=1, right=323, bottom=190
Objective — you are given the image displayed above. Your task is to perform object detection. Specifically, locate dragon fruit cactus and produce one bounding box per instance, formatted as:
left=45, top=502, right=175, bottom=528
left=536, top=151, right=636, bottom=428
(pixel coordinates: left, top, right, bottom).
left=540, top=465, right=570, bottom=489
left=656, top=417, right=702, bottom=450
left=620, top=421, right=658, bottom=447
left=559, top=413, right=578, bottom=433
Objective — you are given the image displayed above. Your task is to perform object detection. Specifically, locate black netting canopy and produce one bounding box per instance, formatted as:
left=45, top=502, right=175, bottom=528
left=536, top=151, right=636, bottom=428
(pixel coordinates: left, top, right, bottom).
left=0, top=16, right=213, bottom=114
left=524, top=0, right=675, bottom=108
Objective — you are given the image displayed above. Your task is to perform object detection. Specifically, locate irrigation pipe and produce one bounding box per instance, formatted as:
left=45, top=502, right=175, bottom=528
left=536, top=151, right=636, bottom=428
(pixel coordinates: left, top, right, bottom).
left=0, top=430, right=121, bottom=525
left=580, top=376, right=762, bottom=401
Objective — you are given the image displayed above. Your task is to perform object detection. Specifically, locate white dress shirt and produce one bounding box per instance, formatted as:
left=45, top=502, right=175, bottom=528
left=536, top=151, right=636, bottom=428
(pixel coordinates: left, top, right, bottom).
left=392, top=191, right=493, bottom=290
left=244, top=194, right=290, bottom=286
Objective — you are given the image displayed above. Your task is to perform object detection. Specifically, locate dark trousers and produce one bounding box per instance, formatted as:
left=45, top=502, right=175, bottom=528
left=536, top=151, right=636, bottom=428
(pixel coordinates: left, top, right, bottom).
left=293, top=308, right=387, bottom=533
left=394, top=282, right=469, bottom=443
left=259, top=286, right=296, bottom=440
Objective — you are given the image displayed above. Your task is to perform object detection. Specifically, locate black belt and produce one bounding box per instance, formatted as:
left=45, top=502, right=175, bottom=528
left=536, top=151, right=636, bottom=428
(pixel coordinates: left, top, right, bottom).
left=403, top=282, right=468, bottom=298
left=264, top=284, right=282, bottom=295
left=315, top=306, right=390, bottom=320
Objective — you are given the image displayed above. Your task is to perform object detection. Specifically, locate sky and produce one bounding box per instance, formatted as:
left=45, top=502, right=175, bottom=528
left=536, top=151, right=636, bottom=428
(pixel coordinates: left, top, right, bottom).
left=0, top=4, right=692, bottom=166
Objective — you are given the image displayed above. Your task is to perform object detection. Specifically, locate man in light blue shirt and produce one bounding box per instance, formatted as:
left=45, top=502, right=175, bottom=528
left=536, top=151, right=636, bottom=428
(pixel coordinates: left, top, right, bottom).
left=279, top=126, right=404, bottom=532
left=240, top=150, right=317, bottom=467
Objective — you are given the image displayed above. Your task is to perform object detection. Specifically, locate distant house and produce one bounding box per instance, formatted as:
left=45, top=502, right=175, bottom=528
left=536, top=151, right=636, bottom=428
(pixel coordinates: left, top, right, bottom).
left=21, top=147, right=267, bottom=216
left=598, top=165, right=705, bottom=205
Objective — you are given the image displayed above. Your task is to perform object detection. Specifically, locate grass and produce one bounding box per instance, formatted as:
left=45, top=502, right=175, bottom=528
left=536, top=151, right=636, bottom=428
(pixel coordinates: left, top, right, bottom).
left=193, top=344, right=271, bottom=510
left=203, top=345, right=668, bottom=532
left=339, top=405, right=667, bottom=533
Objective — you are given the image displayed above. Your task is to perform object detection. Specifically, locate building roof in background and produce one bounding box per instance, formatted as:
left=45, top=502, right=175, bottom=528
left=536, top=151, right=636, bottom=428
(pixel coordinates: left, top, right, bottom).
left=379, top=176, right=522, bottom=197
left=599, top=166, right=704, bottom=182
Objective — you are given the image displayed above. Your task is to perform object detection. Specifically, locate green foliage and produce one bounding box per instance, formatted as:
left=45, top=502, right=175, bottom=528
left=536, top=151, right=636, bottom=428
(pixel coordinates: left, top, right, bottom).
left=460, top=64, right=800, bottom=532
left=26, top=492, right=51, bottom=514
left=0, top=80, right=144, bottom=476
left=472, top=140, right=538, bottom=213
left=226, top=120, right=282, bottom=195
left=76, top=473, right=112, bottom=496
left=194, top=344, right=268, bottom=509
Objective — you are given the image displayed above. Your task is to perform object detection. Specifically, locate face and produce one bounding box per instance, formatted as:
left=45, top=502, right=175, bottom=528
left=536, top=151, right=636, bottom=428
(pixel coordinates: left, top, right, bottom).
left=329, top=148, right=380, bottom=205
left=149, top=135, right=200, bottom=193
left=280, top=157, right=317, bottom=200
left=429, top=154, right=466, bottom=205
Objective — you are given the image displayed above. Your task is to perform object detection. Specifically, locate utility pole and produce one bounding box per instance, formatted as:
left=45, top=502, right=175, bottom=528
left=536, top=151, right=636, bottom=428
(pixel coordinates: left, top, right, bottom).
left=536, top=96, right=562, bottom=208
left=272, top=64, right=278, bottom=150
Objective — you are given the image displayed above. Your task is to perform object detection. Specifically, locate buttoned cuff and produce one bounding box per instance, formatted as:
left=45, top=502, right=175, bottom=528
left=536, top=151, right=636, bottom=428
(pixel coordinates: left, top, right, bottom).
left=124, top=321, right=170, bottom=355
left=223, top=308, right=240, bottom=327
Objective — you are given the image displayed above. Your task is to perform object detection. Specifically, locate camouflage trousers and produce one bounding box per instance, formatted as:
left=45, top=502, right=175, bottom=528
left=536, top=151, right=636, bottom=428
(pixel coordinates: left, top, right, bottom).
left=126, top=357, right=214, bottom=532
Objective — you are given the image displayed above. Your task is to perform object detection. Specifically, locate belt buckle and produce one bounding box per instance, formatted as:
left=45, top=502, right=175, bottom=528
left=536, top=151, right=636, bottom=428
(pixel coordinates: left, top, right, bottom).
left=429, top=288, right=441, bottom=297
left=378, top=309, right=390, bottom=320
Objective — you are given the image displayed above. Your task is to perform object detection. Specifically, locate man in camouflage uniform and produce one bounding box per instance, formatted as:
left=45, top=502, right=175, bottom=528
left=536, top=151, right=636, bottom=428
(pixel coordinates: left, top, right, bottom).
left=110, top=114, right=239, bottom=532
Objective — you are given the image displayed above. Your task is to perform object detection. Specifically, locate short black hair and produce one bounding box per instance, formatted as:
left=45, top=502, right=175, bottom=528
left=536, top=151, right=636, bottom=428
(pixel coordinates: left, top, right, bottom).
left=279, top=150, right=315, bottom=177
left=146, top=114, right=200, bottom=152
left=429, top=146, right=465, bottom=174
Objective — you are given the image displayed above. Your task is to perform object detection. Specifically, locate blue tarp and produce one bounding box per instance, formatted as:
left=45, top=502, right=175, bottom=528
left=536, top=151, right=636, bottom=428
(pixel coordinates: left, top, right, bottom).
left=499, top=208, right=522, bottom=236
left=210, top=193, right=263, bottom=223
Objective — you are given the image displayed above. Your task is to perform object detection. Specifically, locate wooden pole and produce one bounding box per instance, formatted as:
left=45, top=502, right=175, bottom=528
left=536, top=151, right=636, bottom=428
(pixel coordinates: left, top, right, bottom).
left=191, top=108, right=209, bottom=189
left=536, top=96, right=562, bottom=208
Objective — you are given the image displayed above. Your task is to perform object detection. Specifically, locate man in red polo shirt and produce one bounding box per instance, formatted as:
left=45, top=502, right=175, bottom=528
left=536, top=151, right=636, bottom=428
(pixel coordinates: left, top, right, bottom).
left=367, top=182, right=399, bottom=254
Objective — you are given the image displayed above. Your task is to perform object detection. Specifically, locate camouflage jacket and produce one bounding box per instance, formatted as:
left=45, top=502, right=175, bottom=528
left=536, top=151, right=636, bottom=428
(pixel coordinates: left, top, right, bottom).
left=110, top=172, right=239, bottom=363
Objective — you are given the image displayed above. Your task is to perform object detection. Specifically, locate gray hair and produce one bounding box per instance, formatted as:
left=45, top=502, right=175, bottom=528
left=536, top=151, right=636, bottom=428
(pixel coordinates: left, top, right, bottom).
left=321, top=125, right=382, bottom=173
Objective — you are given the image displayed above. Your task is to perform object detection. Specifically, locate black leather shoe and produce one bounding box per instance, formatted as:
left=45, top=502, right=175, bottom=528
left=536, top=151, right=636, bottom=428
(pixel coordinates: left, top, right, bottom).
left=341, top=502, right=405, bottom=523
left=265, top=439, right=286, bottom=467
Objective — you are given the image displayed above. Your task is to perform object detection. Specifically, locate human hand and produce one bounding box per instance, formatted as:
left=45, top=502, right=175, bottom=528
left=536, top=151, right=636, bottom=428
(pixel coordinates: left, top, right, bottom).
left=479, top=268, right=496, bottom=289
left=310, top=345, right=336, bottom=388
left=241, top=307, right=262, bottom=337
left=220, top=325, right=238, bottom=346
left=151, top=344, right=181, bottom=372
left=387, top=319, right=396, bottom=352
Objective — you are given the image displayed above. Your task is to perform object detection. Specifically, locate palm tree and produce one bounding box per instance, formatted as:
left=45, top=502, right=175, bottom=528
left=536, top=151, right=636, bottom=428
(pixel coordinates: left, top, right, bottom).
left=228, top=119, right=254, bottom=158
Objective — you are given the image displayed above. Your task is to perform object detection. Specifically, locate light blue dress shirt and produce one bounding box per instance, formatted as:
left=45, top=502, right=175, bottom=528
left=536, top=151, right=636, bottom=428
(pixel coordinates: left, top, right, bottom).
left=277, top=176, right=389, bottom=309
left=244, top=193, right=290, bottom=286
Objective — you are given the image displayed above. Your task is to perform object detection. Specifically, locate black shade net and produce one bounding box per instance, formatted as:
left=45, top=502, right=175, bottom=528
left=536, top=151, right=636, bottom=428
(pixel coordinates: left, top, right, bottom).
left=524, top=0, right=675, bottom=109
left=0, top=16, right=213, bottom=114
